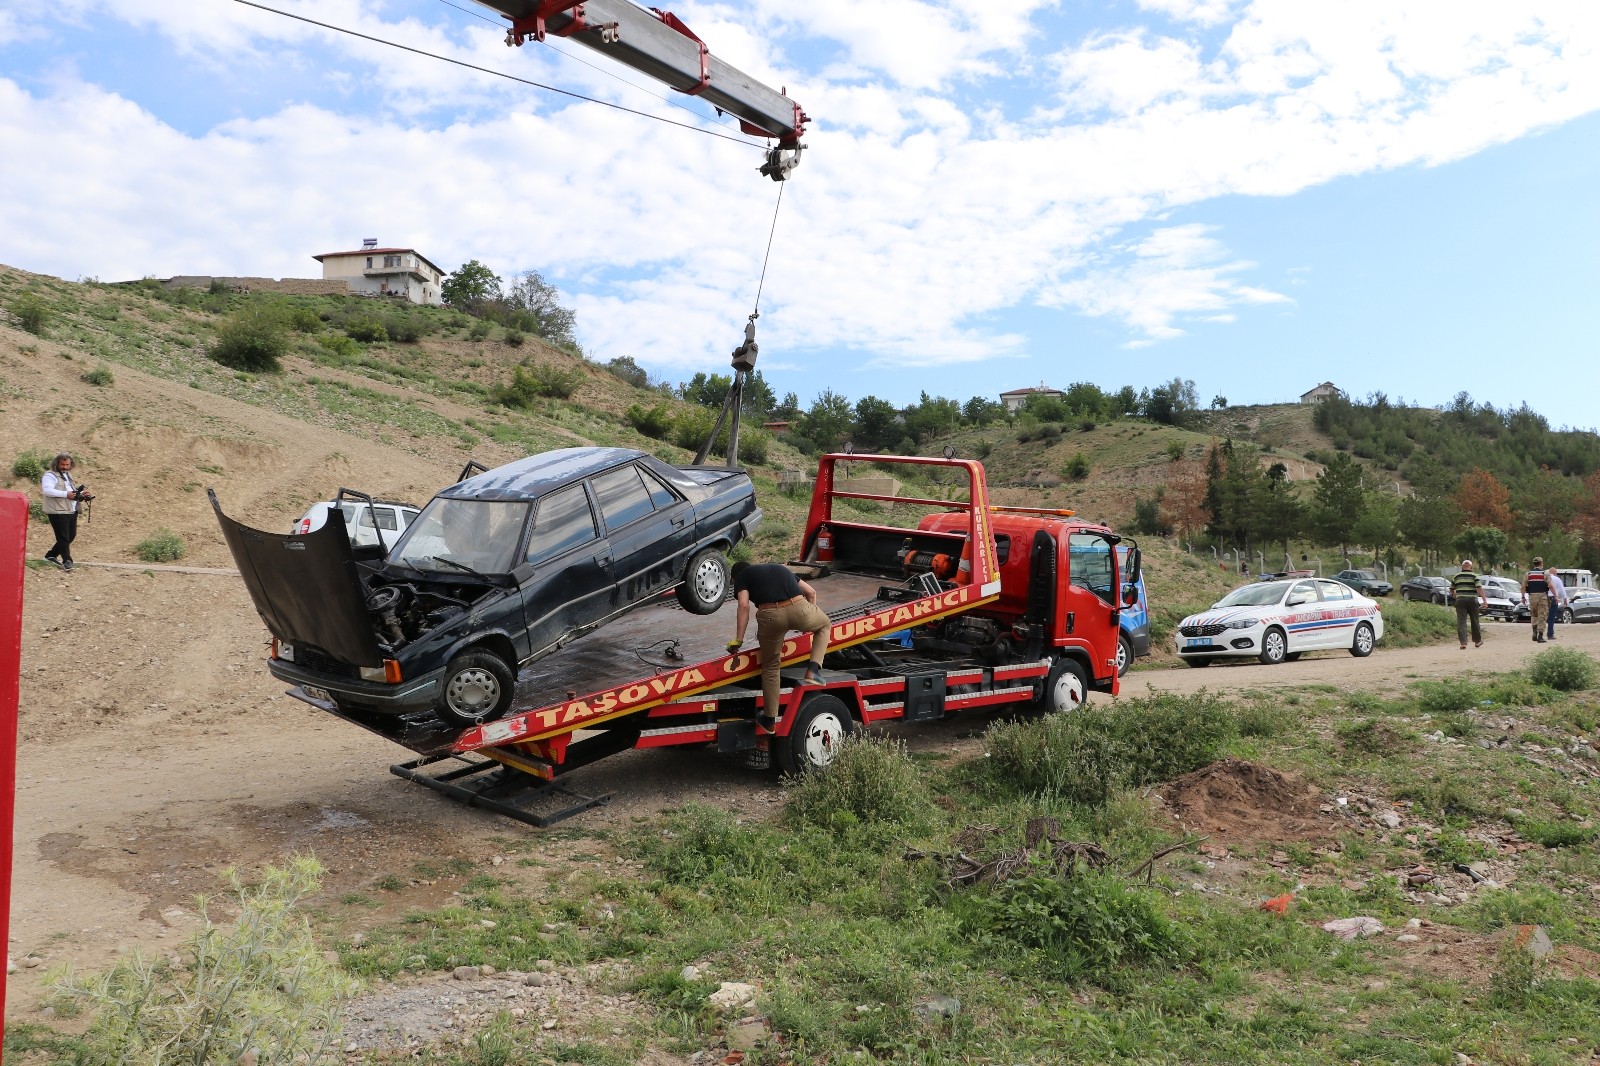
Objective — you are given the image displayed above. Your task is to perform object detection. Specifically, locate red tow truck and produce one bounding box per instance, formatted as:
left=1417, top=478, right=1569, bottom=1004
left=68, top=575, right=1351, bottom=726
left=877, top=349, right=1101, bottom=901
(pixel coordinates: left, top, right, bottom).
left=291, top=452, right=1138, bottom=825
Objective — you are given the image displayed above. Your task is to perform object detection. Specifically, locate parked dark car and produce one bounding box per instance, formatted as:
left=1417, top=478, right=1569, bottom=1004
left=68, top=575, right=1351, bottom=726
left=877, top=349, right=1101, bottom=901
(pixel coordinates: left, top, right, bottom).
left=213, top=447, right=763, bottom=728
left=1400, top=575, right=1451, bottom=603
left=1559, top=587, right=1600, bottom=624
left=1334, top=569, right=1392, bottom=596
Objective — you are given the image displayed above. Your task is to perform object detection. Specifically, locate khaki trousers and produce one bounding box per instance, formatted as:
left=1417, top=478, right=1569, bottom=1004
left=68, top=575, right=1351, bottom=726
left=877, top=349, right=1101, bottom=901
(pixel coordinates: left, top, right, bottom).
left=1530, top=595, right=1549, bottom=640
left=755, top=598, right=830, bottom=715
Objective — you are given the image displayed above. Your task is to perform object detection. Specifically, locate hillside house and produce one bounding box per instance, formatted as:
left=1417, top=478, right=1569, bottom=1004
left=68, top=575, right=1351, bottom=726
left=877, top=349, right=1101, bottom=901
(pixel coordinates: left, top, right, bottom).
left=1000, top=382, right=1064, bottom=413
left=313, top=240, right=446, bottom=305
left=1300, top=382, right=1343, bottom=403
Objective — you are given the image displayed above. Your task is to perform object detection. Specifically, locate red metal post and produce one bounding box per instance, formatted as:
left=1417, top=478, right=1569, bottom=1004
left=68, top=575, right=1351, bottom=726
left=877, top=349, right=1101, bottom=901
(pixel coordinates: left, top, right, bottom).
left=0, top=492, right=25, bottom=1039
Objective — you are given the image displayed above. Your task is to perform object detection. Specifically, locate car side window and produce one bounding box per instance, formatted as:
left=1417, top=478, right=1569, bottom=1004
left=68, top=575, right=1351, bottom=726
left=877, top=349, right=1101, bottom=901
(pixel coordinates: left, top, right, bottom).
left=1289, top=581, right=1320, bottom=604
left=373, top=507, right=398, bottom=531
left=640, top=467, right=679, bottom=510
left=1318, top=580, right=1352, bottom=601
left=591, top=466, right=656, bottom=531
left=527, top=485, right=599, bottom=566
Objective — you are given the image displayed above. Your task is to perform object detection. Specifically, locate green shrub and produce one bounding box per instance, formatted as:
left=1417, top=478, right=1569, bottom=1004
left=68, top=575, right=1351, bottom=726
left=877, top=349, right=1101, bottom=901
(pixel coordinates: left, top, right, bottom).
left=494, top=364, right=583, bottom=407
left=134, top=529, right=185, bottom=563
left=973, top=869, right=1187, bottom=980
left=207, top=278, right=230, bottom=295
left=1337, top=717, right=1410, bottom=754
left=1487, top=939, right=1538, bottom=1009
left=468, top=320, right=492, bottom=341
left=53, top=856, right=357, bottom=1065
left=503, top=328, right=525, bottom=348
left=382, top=314, right=424, bottom=343
left=80, top=365, right=114, bottom=387
left=986, top=692, right=1237, bottom=807
left=316, top=334, right=360, bottom=361
left=1413, top=677, right=1483, bottom=713
left=210, top=304, right=289, bottom=372
left=344, top=318, right=388, bottom=343
left=1528, top=646, right=1596, bottom=691
left=1064, top=453, right=1090, bottom=480
left=626, top=403, right=675, bottom=440
left=29, top=499, right=48, bottom=523
left=10, top=294, right=49, bottom=335
left=786, top=734, right=933, bottom=832
left=286, top=305, right=323, bottom=333
left=11, top=449, right=48, bottom=481
left=1165, top=439, right=1186, bottom=461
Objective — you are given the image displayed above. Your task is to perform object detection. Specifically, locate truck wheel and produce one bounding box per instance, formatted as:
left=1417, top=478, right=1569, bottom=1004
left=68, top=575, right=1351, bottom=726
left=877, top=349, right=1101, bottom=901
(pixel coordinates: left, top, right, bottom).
left=436, top=651, right=514, bottom=728
left=676, top=548, right=730, bottom=615
left=1115, top=634, right=1134, bottom=677
left=1350, top=622, right=1375, bottom=658
left=1032, top=656, right=1089, bottom=714
left=1258, top=627, right=1288, bottom=665
left=776, top=694, right=855, bottom=775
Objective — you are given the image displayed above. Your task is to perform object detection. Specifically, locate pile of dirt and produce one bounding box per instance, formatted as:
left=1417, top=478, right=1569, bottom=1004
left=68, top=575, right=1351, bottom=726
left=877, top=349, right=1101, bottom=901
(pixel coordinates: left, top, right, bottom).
left=1158, top=758, right=1333, bottom=845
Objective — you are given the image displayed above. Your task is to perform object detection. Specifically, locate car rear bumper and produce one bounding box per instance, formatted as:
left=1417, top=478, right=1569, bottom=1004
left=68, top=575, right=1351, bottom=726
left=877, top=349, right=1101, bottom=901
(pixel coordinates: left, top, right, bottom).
left=267, top=657, right=442, bottom=714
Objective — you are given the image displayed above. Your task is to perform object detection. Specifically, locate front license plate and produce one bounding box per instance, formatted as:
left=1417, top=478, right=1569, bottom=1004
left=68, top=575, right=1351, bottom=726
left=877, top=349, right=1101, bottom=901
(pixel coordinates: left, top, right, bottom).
left=1185, top=638, right=1214, bottom=649
left=301, top=686, right=333, bottom=704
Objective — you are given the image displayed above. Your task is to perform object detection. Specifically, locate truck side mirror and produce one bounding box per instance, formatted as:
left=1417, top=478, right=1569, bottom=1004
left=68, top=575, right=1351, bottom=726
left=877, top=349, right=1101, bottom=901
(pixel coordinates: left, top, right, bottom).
left=1124, top=546, right=1142, bottom=585
left=1122, top=583, right=1140, bottom=607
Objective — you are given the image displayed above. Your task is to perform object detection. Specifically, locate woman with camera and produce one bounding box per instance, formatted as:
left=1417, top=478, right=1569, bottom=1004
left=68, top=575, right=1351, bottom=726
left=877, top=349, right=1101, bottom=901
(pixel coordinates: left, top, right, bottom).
left=40, top=452, right=92, bottom=571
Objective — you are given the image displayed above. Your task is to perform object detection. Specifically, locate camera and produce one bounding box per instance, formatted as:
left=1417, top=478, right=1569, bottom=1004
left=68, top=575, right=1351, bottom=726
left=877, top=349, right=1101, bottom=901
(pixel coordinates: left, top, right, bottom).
left=74, top=485, right=94, bottom=501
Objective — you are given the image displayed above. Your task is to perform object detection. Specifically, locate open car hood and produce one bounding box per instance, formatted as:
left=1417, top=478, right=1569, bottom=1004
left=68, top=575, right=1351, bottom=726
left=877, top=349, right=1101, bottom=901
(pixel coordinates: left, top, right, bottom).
left=210, top=490, right=385, bottom=667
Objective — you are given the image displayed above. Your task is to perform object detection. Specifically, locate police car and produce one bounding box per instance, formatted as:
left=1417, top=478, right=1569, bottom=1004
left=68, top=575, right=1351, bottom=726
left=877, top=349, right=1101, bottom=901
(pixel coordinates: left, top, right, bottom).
left=1176, top=576, right=1383, bottom=667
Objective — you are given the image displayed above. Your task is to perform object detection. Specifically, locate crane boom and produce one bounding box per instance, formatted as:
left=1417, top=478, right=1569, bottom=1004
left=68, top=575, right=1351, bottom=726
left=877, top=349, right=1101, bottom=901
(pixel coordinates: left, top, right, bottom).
left=473, top=0, right=809, bottom=178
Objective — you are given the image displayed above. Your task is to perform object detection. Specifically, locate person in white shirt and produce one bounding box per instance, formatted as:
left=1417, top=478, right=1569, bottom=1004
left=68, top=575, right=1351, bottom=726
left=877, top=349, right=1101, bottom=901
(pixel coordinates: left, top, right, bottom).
left=40, top=452, right=92, bottom=571
left=1546, top=568, right=1567, bottom=641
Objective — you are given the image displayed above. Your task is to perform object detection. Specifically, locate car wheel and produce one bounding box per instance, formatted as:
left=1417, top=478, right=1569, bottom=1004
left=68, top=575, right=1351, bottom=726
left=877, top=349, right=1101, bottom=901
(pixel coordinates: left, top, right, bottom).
left=1434, top=593, right=1445, bottom=605
left=1258, top=627, right=1288, bottom=665
left=1561, top=607, right=1574, bottom=624
left=675, top=548, right=730, bottom=615
left=1350, top=621, right=1375, bottom=658
left=1032, top=655, right=1090, bottom=714
left=775, top=693, right=855, bottom=775
left=1184, top=657, right=1213, bottom=668
left=435, top=650, right=515, bottom=728
left=1115, top=634, right=1133, bottom=677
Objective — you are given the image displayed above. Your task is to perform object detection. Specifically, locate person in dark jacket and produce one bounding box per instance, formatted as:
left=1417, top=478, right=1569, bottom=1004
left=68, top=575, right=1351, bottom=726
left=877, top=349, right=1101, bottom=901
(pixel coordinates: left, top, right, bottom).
left=1451, top=560, right=1486, bottom=650
left=1525, top=557, right=1550, bottom=643
left=727, top=561, right=829, bottom=729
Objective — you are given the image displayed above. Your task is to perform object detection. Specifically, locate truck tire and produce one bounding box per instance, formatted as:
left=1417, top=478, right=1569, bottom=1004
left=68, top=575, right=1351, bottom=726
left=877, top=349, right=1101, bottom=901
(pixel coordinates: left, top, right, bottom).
left=1116, top=634, right=1134, bottom=677
left=776, top=693, right=854, bottom=775
left=1258, top=627, right=1288, bottom=665
left=676, top=548, right=730, bottom=615
left=436, top=650, right=514, bottom=728
left=1032, top=655, right=1089, bottom=714
left=1350, top=621, right=1375, bottom=658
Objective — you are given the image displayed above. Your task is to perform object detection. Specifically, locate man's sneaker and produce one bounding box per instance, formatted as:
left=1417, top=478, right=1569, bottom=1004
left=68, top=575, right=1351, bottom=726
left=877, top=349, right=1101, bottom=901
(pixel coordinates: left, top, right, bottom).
left=62, top=560, right=75, bottom=571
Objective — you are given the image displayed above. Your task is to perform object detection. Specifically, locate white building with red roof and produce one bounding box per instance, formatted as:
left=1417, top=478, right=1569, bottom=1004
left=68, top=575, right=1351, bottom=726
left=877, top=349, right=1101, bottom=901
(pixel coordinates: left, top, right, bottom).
left=312, top=239, right=446, bottom=305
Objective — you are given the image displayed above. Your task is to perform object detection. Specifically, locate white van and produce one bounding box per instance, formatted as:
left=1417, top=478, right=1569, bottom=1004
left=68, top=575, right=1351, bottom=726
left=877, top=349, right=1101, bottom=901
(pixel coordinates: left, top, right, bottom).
left=1552, top=568, right=1595, bottom=592
left=294, top=498, right=420, bottom=550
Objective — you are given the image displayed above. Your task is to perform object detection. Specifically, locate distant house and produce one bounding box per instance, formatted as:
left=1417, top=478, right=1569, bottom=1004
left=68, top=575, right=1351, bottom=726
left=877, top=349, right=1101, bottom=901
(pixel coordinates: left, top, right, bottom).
left=762, top=420, right=794, bottom=434
left=1000, top=382, right=1064, bottom=413
left=312, top=240, right=446, bottom=305
left=1300, top=382, right=1343, bottom=403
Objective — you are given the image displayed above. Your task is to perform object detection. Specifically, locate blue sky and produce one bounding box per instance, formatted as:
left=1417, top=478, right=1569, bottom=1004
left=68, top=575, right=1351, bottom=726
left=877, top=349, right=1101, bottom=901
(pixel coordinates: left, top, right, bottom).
left=2, top=1, right=1597, bottom=427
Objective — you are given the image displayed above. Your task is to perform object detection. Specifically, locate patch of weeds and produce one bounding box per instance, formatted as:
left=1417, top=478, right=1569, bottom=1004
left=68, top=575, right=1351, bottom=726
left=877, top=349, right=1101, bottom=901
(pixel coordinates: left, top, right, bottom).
left=494, top=363, right=583, bottom=406
left=11, top=449, right=48, bottom=481
left=80, top=364, right=114, bottom=386
left=1423, top=826, right=1491, bottom=866
left=1513, top=816, right=1599, bottom=849
left=1235, top=700, right=1295, bottom=738
left=2, top=1022, right=87, bottom=1061
left=985, top=691, right=1237, bottom=807
left=374, top=874, right=405, bottom=892
left=1528, top=646, right=1595, bottom=691
left=1413, top=677, right=1484, bottom=713
left=134, top=528, right=185, bottom=563
left=786, top=733, right=936, bottom=836
left=1487, top=939, right=1539, bottom=1008
left=10, top=294, right=49, bottom=334
left=1482, top=674, right=1553, bottom=707
left=1345, top=691, right=1386, bottom=713
left=1395, top=773, right=1485, bottom=820
left=1336, top=718, right=1411, bottom=755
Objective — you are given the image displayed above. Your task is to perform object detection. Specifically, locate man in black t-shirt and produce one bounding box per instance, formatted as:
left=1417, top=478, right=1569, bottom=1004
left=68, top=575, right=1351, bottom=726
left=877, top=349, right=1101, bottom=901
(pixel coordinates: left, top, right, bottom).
left=728, top=562, right=829, bottom=729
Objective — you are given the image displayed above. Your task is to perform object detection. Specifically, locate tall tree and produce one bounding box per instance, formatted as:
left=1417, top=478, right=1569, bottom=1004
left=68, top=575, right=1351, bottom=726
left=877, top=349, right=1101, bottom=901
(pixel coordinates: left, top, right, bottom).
left=441, top=259, right=501, bottom=313
left=1398, top=492, right=1462, bottom=566
left=962, top=396, right=1006, bottom=426
left=1351, top=491, right=1400, bottom=563
left=853, top=396, right=899, bottom=449
left=503, top=269, right=578, bottom=348
left=1454, top=468, right=1514, bottom=532
left=1161, top=459, right=1211, bottom=542
left=1454, top=526, right=1509, bottom=570
left=1310, top=452, right=1367, bottom=556
left=799, top=389, right=854, bottom=451
left=1256, top=463, right=1304, bottom=558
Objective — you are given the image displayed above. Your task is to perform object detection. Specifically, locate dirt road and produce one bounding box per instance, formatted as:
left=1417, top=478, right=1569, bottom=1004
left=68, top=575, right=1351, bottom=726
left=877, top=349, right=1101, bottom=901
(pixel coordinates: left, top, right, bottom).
left=10, top=554, right=1587, bottom=1018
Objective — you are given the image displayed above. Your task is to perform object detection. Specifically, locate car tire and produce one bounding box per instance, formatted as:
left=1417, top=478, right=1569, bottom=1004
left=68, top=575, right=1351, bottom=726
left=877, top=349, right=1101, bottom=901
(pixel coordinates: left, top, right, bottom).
left=1184, top=657, right=1213, bottom=668
left=1434, top=593, right=1445, bottom=605
left=775, top=693, right=855, bottom=775
left=676, top=548, right=731, bottom=615
left=1350, top=621, right=1375, bottom=658
left=1032, top=655, right=1090, bottom=714
left=436, top=650, right=515, bottom=728
left=1116, top=634, right=1134, bottom=677
left=1258, top=627, right=1288, bottom=665
left=1561, top=607, right=1574, bottom=624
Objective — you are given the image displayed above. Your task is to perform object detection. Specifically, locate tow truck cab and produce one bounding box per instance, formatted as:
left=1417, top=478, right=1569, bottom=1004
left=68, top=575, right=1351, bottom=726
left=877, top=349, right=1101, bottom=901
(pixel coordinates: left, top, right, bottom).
left=914, top=509, right=1130, bottom=691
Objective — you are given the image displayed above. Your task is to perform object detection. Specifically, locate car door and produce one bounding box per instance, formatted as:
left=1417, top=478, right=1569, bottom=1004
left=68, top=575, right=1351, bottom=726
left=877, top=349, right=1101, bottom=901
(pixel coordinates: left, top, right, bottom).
left=1062, top=532, right=1121, bottom=677
left=589, top=463, right=693, bottom=607
left=1282, top=580, right=1326, bottom=650
left=1315, top=579, right=1359, bottom=648
left=518, top=482, right=610, bottom=659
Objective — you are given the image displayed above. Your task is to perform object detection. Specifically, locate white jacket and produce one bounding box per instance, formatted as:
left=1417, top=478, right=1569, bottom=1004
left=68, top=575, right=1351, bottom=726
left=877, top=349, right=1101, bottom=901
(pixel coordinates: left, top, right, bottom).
left=41, top=470, right=78, bottom=515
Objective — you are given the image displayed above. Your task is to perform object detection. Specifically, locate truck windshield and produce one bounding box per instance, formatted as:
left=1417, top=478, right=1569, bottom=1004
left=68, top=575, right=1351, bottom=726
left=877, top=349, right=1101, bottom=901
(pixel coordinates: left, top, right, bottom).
left=1216, top=581, right=1292, bottom=608
left=1068, top=534, right=1115, bottom=602
left=390, top=499, right=530, bottom=574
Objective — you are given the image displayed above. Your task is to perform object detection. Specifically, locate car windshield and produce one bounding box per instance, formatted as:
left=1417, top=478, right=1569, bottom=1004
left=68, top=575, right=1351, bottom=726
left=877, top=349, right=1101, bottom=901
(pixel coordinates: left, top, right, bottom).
left=390, top=498, right=531, bottom=574
left=1215, top=581, right=1290, bottom=608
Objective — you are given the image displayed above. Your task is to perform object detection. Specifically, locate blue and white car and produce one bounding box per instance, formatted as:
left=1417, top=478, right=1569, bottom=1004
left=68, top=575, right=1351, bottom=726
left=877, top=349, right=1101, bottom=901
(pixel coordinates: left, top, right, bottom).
left=1176, top=577, right=1383, bottom=667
